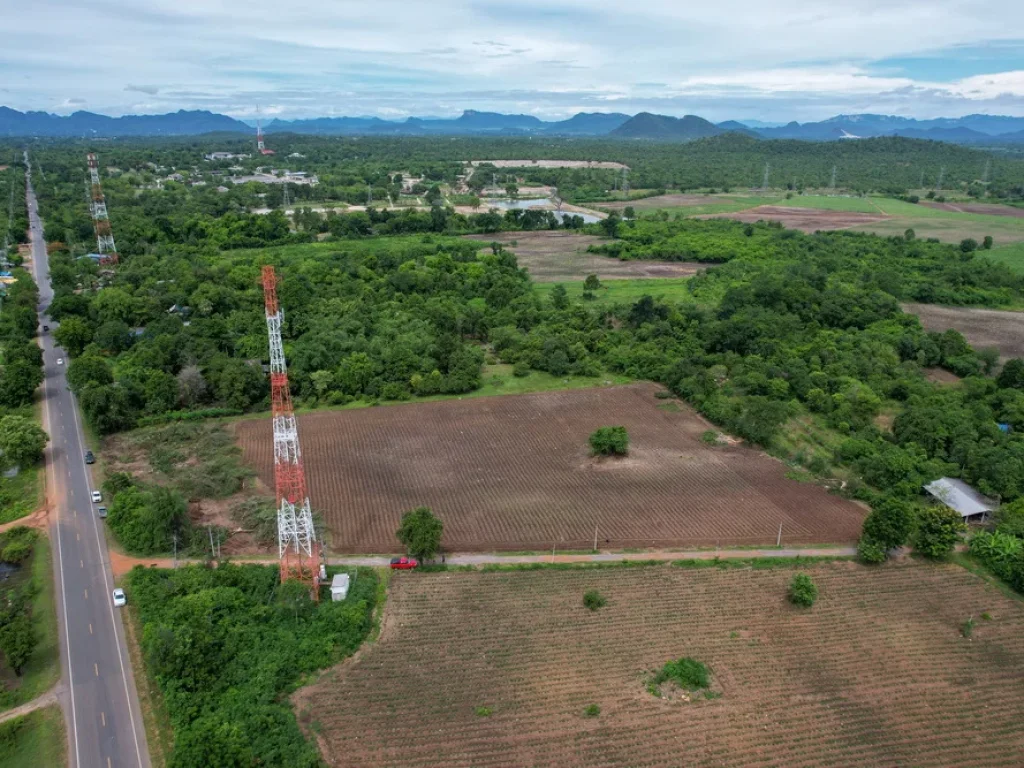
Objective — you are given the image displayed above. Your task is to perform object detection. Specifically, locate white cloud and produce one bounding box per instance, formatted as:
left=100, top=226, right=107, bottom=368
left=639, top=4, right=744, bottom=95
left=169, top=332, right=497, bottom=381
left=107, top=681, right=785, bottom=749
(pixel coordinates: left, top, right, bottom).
left=3, top=1, right=1024, bottom=119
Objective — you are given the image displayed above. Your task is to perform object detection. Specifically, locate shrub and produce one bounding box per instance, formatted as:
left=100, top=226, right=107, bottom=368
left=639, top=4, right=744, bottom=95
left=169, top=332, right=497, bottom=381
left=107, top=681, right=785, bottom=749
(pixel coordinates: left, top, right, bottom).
left=857, top=537, right=887, bottom=564
left=583, top=590, right=607, bottom=611
left=787, top=573, right=818, bottom=607
left=583, top=704, right=601, bottom=717
left=0, top=540, right=31, bottom=564
left=861, top=497, right=913, bottom=553
left=589, top=426, right=629, bottom=457
left=396, top=506, right=443, bottom=563
left=475, top=706, right=492, bottom=717
left=650, top=657, right=710, bottom=693
left=914, top=506, right=966, bottom=558
left=961, top=617, right=975, bottom=639
left=512, top=360, right=531, bottom=378
left=700, top=430, right=719, bottom=445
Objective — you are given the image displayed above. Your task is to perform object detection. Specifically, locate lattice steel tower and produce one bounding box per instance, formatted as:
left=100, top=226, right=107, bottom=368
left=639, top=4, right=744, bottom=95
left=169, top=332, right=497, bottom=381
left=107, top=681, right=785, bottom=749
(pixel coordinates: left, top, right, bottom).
left=86, top=153, right=118, bottom=264
left=262, top=266, right=321, bottom=595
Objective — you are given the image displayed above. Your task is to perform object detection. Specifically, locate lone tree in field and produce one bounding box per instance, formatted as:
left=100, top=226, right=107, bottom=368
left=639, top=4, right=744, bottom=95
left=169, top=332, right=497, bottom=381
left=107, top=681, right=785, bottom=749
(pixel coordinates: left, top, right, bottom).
left=583, top=274, right=602, bottom=291
left=590, top=426, right=629, bottom=457
left=396, top=506, right=444, bottom=563
left=787, top=573, right=818, bottom=607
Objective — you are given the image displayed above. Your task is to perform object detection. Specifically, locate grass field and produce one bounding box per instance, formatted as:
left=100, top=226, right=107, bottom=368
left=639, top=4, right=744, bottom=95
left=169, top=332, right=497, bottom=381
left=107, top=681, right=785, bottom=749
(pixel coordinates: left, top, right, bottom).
left=0, top=538, right=59, bottom=712
left=534, top=277, right=698, bottom=306
left=0, top=705, right=66, bottom=768
left=236, top=383, right=866, bottom=553
left=303, top=560, right=1024, bottom=768
left=628, top=192, right=1024, bottom=257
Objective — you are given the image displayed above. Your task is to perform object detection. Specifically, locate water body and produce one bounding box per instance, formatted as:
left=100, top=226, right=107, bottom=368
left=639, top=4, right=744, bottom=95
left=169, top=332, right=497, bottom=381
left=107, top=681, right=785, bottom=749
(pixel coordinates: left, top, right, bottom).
left=483, top=198, right=602, bottom=223
left=0, top=562, right=21, bottom=581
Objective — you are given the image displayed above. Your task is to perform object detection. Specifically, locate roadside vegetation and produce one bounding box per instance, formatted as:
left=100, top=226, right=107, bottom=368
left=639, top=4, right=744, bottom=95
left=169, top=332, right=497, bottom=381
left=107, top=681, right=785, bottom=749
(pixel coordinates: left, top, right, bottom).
left=126, top=563, right=378, bottom=768
left=0, top=529, right=59, bottom=711
left=0, top=271, right=47, bottom=525
left=0, top=704, right=66, bottom=768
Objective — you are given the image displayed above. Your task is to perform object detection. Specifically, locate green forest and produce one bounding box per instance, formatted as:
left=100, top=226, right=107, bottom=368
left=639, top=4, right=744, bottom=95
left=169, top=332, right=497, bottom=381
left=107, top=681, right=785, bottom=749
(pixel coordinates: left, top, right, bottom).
left=127, top=563, right=378, bottom=768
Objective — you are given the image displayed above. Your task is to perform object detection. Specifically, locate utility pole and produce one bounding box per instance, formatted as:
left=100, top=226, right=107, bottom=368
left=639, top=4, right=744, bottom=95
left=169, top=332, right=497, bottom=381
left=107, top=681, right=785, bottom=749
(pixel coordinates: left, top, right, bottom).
left=935, top=166, right=945, bottom=192
left=982, top=159, right=991, bottom=184
left=829, top=165, right=837, bottom=192
left=622, top=168, right=630, bottom=196
left=919, top=170, right=925, bottom=189
left=282, top=182, right=290, bottom=210
left=762, top=163, right=770, bottom=190
left=366, top=184, right=372, bottom=206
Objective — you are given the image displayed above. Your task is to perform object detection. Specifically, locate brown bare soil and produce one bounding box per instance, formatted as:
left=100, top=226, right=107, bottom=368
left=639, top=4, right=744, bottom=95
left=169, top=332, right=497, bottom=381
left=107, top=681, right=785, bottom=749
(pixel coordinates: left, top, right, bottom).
left=924, top=367, right=963, bottom=385
left=598, top=194, right=725, bottom=211
left=903, top=302, right=1024, bottom=362
left=302, top=561, right=1024, bottom=768
left=921, top=202, right=1024, bottom=218
left=464, top=231, right=707, bottom=282
left=235, top=383, right=866, bottom=552
left=702, top=205, right=891, bottom=232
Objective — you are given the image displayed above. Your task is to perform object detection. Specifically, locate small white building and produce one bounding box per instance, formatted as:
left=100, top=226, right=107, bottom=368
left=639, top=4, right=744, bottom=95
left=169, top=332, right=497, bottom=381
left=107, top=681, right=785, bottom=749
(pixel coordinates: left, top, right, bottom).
left=330, top=573, right=351, bottom=602
left=924, top=477, right=997, bottom=523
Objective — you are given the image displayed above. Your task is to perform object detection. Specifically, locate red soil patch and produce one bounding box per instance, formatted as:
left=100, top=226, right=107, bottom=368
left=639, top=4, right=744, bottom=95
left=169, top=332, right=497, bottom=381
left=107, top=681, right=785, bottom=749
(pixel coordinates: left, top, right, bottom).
left=235, top=383, right=866, bottom=552
left=701, top=205, right=891, bottom=232
left=302, top=562, right=1024, bottom=767
left=921, top=202, right=1024, bottom=218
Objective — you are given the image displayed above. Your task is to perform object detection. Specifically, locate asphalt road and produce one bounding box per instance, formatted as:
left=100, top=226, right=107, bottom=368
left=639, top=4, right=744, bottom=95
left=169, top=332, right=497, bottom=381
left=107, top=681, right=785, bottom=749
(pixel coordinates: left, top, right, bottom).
left=26, top=156, right=150, bottom=768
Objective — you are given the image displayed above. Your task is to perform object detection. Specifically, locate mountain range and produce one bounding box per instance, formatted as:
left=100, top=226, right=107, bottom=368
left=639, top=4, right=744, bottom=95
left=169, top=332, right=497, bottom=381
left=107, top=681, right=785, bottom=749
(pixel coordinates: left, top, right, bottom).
left=2, top=106, right=1024, bottom=144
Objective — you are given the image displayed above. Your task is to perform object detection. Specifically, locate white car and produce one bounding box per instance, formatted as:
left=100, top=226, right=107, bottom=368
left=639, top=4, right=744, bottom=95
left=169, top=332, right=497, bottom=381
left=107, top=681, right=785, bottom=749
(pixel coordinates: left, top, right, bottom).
left=91, top=490, right=102, bottom=503
left=112, top=588, right=126, bottom=607
left=56, top=358, right=64, bottom=365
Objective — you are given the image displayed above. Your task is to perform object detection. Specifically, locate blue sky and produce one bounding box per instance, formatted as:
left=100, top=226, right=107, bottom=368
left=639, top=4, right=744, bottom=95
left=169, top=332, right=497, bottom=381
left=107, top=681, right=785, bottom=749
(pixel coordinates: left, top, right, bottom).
left=2, top=1, right=1023, bottom=121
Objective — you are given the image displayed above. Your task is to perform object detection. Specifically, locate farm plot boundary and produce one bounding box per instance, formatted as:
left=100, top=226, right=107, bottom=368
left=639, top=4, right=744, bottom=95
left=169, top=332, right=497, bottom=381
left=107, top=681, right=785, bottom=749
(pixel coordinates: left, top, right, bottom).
left=235, top=383, right=866, bottom=553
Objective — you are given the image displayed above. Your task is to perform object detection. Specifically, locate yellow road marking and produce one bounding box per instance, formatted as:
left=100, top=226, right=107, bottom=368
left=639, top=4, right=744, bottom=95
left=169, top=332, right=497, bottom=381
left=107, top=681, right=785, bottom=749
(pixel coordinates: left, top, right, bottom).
left=89, top=623, right=93, bottom=635
left=101, top=711, right=106, bottom=727
left=80, top=559, right=83, bottom=568
left=76, top=533, right=80, bottom=541
left=107, top=757, right=112, bottom=768
left=94, top=663, right=98, bottom=677
left=83, top=588, right=88, bottom=599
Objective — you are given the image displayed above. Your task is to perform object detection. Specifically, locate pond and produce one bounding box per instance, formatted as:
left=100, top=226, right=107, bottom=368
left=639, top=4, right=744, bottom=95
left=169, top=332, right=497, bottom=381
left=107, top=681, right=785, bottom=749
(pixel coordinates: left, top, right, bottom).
left=0, top=562, right=21, bottom=581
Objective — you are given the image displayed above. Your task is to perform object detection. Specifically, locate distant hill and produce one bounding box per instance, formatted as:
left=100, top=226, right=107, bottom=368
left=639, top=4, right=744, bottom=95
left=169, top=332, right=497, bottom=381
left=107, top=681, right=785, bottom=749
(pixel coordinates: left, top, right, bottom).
left=611, top=113, right=724, bottom=141
left=547, top=112, right=630, bottom=135
left=0, top=107, right=248, bottom=137
left=1, top=106, right=1023, bottom=144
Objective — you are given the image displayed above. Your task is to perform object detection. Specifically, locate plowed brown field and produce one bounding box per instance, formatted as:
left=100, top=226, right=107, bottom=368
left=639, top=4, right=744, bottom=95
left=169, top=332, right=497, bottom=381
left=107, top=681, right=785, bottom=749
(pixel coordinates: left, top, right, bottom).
left=300, top=562, right=1024, bottom=767
left=701, top=205, right=891, bottom=231
left=235, top=384, right=865, bottom=552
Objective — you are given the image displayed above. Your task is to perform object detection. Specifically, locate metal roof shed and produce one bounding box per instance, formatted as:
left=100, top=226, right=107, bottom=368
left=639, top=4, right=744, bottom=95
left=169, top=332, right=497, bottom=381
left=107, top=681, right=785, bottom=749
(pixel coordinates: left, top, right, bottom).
left=924, top=478, right=997, bottom=522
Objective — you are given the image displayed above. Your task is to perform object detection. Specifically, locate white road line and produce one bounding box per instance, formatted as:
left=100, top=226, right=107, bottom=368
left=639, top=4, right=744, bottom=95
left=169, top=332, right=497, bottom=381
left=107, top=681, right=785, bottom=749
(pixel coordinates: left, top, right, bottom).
left=42, top=343, right=81, bottom=768
left=31, top=174, right=80, bottom=768
left=71, top=382, right=145, bottom=767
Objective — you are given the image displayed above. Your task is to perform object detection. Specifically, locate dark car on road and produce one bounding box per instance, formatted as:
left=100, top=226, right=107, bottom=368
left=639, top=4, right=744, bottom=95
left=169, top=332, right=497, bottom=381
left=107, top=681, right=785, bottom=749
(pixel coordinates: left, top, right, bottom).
left=390, top=556, right=418, bottom=570
left=84, top=450, right=95, bottom=464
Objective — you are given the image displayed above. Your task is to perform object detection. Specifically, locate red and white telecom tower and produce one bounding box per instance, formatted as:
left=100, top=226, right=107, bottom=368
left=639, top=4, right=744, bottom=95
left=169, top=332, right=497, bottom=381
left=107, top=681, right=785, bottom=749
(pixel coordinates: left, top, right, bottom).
left=256, top=105, right=275, bottom=156
left=262, top=266, right=321, bottom=594
left=86, top=153, right=118, bottom=264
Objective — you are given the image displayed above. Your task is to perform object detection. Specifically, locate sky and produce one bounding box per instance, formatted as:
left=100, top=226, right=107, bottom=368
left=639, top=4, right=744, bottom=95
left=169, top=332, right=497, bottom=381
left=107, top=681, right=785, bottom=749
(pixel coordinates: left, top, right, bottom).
left=2, top=0, right=1024, bottom=122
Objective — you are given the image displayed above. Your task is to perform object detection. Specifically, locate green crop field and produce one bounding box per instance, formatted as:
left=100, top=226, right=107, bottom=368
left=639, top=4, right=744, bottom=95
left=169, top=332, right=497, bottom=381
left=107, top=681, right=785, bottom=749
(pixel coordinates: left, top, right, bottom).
left=535, top=277, right=698, bottom=306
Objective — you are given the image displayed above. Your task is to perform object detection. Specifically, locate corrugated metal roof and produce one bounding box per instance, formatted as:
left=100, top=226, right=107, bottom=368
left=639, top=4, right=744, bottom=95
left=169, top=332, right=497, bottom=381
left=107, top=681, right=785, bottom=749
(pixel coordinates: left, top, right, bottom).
left=924, top=477, right=997, bottom=517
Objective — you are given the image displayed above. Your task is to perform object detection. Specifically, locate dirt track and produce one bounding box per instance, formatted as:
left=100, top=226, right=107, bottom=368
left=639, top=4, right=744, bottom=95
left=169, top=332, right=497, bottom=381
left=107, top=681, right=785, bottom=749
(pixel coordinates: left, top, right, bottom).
left=702, top=205, right=891, bottom=232
left=236, top=383, right=866, bottom=553
left=903, top=302, right=1024, bottom=361
left=464, top=231, right=707, bottom=282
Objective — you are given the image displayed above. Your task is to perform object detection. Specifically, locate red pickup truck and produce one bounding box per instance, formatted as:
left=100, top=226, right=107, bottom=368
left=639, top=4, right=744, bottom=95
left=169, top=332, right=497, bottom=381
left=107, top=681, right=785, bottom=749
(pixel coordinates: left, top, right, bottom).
left=389, top=556, right=418, bottom=570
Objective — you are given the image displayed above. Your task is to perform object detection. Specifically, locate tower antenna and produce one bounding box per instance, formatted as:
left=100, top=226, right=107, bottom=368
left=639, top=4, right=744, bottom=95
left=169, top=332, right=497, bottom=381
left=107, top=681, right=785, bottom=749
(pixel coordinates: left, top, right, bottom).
left=262, top=266, right=322, bottom=596
left=86, top=153, right=118, bottom=265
